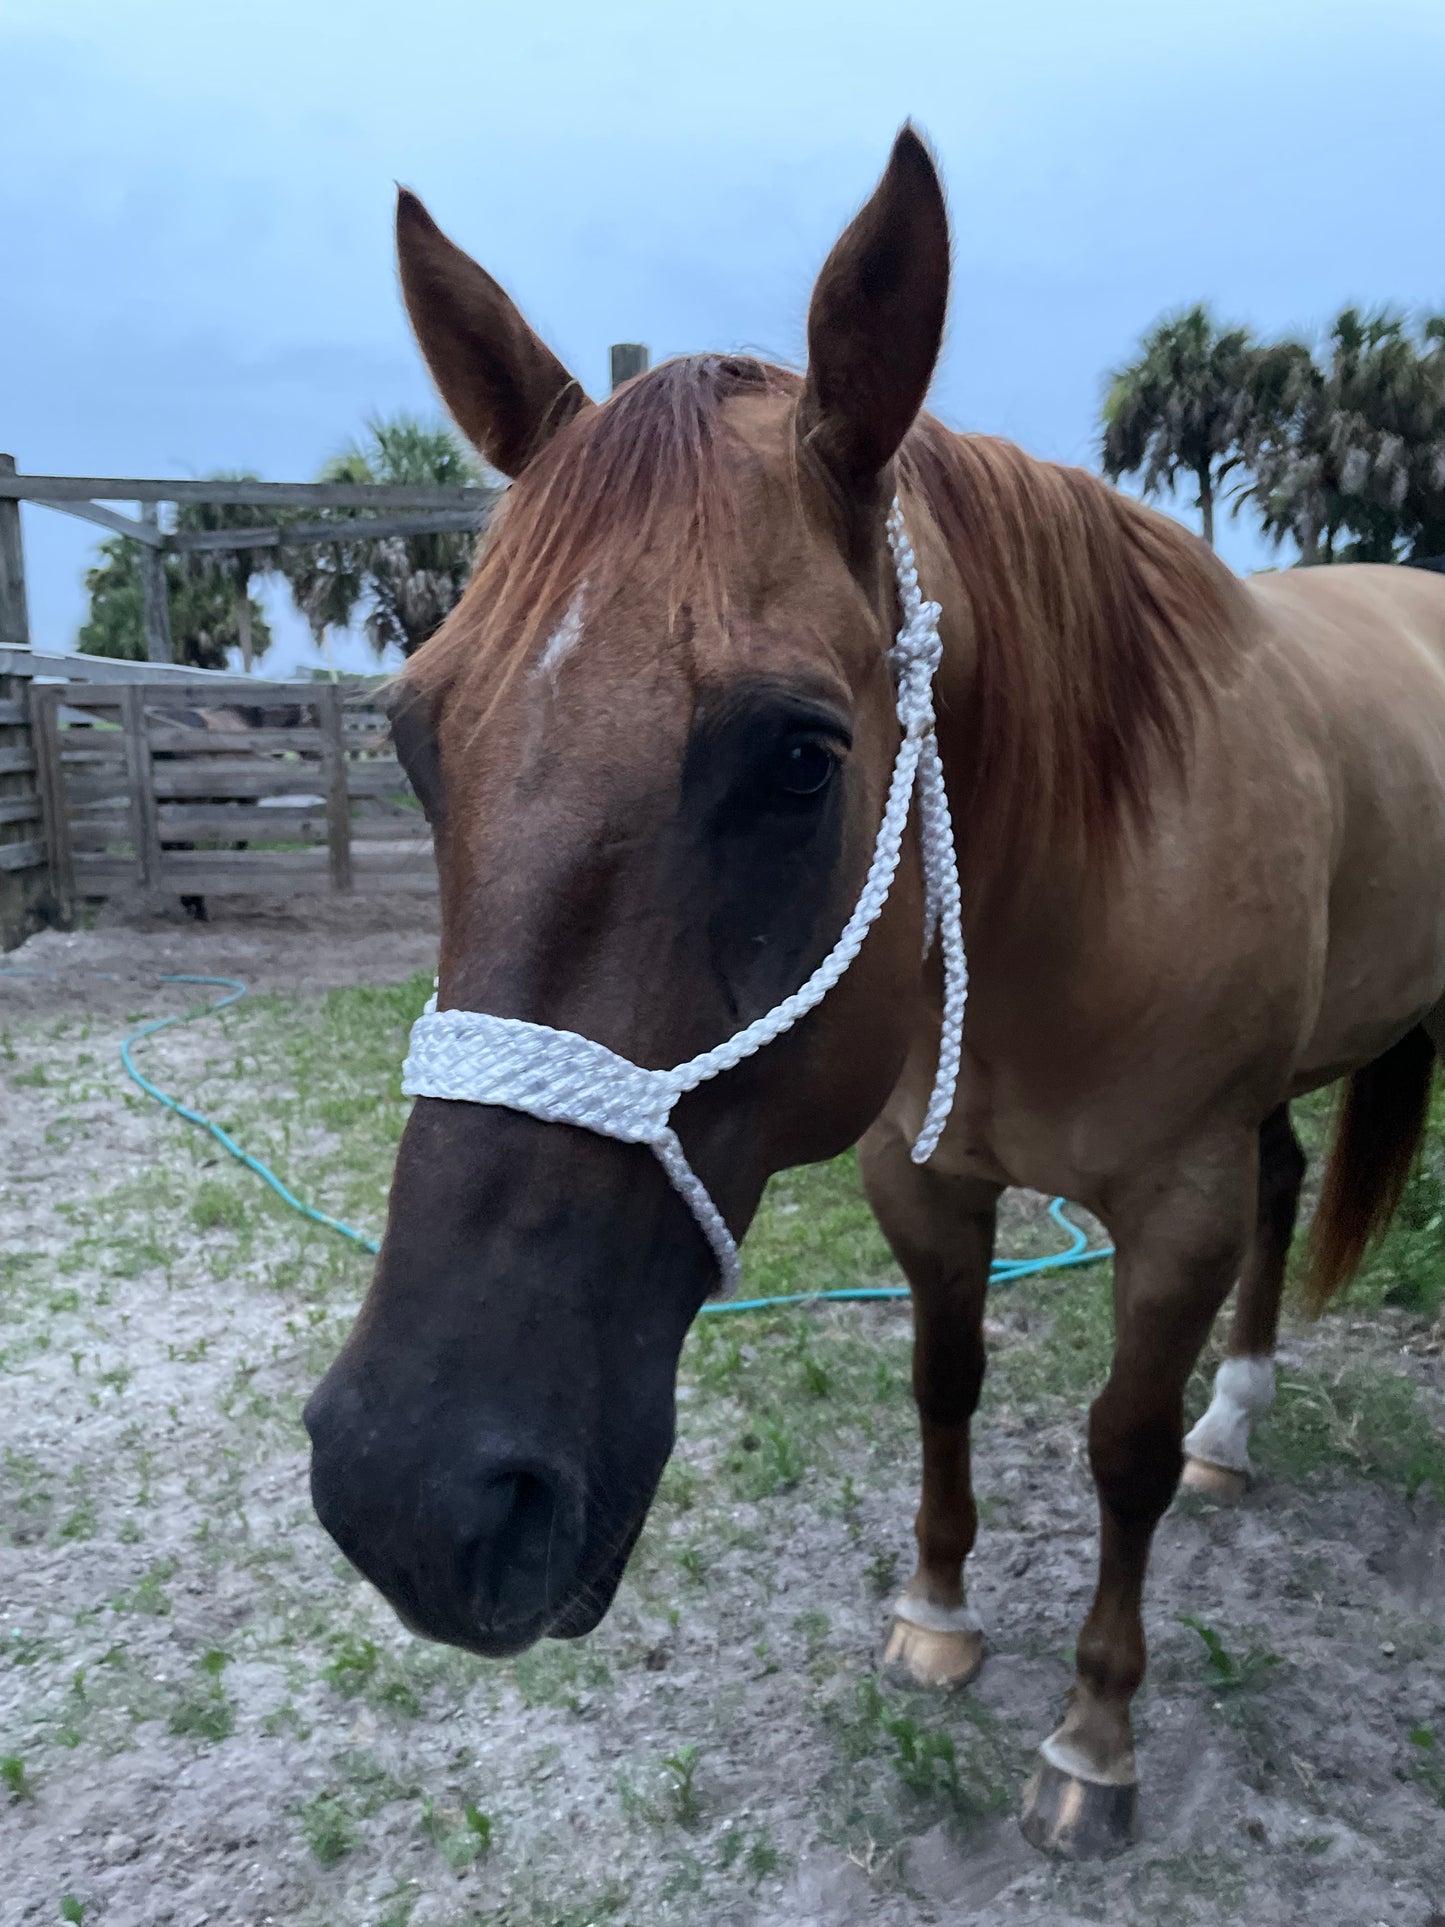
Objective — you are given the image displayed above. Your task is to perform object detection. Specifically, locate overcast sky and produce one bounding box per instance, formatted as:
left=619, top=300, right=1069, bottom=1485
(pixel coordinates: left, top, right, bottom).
left=3, top=0, right=1443, bottom=674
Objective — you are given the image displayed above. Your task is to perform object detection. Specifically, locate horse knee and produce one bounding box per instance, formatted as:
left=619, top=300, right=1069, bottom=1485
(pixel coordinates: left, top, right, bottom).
left=1087, top=1394, right=1182, bottom=1527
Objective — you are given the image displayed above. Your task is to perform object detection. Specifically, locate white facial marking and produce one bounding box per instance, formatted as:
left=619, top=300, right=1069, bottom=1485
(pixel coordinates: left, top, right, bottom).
left=1183, top=1354, right=1275, bottom=1474
left=533, top=589, right=585, bottom=693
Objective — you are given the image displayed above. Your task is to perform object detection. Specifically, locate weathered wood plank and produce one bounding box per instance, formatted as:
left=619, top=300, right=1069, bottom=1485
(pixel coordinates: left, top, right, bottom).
left=1, top=474, right=494, bottom=511
left=610, top=344, right=649, bottom=390
left=139, top=507, right=173, bottom=664
left=154, top=801, right=416, bottom=838
left=0, top=698, right=26, bottom=726
left=46, top=500, right=164, bottom=546
left=0, top=746, right=36, bottom=776
left=170, top=509, right=486, bottom=553
left=147, top=757, right=404, bottom=799
left=73, top=845, right=436, bottom=897
left=30, top=686, right=75, bottom=914
left=0, top=795, right=41, bottom=826
left=148, top=725, right=324, bottom=753
left=121, top=686, right=162, bottom=887
left=0, top=455, right=31, bottom=649
left=0, top=838, right=42, bottom=872
left=316, top=682, right=354, bottom=892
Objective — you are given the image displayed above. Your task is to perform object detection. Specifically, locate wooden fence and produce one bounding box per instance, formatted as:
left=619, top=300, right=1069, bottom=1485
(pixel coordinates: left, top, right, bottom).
left=0, top=666, right=46, bottom=947
left=34, top=677, right=433, bottom=914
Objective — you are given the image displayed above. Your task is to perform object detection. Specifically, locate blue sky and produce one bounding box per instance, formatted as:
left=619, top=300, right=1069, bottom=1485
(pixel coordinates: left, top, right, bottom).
left=3, top=0, right=1443, bottom=673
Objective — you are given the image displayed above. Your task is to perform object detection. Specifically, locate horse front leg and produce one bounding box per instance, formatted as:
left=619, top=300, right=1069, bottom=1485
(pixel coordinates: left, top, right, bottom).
left=1020, top=1134, right=1254, bottom=1859
left=859, top=1121, right=1000, bottom=1690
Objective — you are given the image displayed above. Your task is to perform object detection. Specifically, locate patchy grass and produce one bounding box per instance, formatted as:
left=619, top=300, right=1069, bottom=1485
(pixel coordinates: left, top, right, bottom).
left=5, top=962, right=1445, bottom=1927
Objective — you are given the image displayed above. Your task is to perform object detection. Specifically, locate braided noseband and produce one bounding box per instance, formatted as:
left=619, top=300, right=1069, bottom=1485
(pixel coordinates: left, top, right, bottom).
left=401, top=501, right=969, bottom=1292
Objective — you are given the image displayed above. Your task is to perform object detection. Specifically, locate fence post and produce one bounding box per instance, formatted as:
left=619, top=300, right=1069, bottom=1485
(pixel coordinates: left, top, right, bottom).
left=0, top=454, right=30, bottom=647
left=139, top=503, right=173, bottom=663
left=30, top=684, right=75, bottom=925
left=610, top=344, right=649, bottom=393
left=120, top=684, right=163, bottom=889
left=317, top=683, right=353, bottom=893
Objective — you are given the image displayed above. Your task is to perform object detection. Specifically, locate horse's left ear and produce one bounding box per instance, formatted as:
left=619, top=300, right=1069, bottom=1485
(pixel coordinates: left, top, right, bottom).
left=797, top=125, right=950, bottom=495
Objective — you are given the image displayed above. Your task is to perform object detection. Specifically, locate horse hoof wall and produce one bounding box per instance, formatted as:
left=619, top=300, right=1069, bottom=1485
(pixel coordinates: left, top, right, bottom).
left=1019, top=1758, right=1139, bottom=1860
left=1179, top=1456, right=1247, bottom=1504
left=882, top=1617, right=982, bottom=1690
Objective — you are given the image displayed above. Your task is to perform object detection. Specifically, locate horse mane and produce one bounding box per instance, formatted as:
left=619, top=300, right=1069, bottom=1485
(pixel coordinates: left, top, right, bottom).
left=412, top=353, right=1249, bottom=865
left=900, top=418, right=1248, bottom=865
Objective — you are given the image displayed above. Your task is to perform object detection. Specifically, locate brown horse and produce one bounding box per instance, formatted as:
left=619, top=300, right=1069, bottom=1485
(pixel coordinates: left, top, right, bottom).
left=304, top=129, right=1445, bottom=1857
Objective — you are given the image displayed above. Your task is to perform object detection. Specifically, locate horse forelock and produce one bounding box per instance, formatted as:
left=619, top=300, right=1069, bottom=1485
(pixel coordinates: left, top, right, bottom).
left=405, top=356, right=1249, bottom=877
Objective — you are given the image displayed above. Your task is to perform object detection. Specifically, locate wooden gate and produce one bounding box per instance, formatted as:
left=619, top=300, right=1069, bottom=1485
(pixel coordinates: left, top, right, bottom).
left=33, top=680, right=435, bottom=911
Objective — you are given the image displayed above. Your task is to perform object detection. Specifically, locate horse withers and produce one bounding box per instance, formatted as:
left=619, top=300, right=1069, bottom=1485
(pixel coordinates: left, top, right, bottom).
left=303, top=129, right=1445, bottom=1856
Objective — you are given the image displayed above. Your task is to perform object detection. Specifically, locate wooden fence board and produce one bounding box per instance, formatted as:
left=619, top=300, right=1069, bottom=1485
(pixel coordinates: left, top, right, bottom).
left=0, top=795, right=40, bottom=826
left=0, top=745, right=36, bottom=776
left=39, top=674, right=429, bottom=905
left=0, top=839, right=42, bottom=872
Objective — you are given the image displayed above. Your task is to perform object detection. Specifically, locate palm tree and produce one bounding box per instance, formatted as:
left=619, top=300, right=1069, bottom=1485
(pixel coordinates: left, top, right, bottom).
left=1247, top=310, right=1445, bottom=564
left=281, top=416, right=485, bottom=658
left=1101, top=304, right=1265, bottom=547
left=176, top=476, right=279, bottom=672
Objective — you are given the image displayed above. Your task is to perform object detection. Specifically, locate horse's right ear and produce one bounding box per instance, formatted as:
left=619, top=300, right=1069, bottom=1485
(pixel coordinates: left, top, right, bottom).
left=797, top=126, right=950, bottom=498
left=396, top=190, right=593, bottom=479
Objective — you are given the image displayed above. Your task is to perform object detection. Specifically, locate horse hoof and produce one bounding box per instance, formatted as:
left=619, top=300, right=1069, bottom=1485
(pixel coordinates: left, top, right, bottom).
left=881, top=1616, right=982, bottom=1690
left=1019, top=1756, right=1139, bottom=1859
left=1179, top=1456, right=1247, bottom=1503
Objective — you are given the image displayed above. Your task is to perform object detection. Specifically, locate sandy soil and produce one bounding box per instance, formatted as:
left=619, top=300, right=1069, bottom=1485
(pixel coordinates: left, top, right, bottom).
left=2, top=902, right=1443, bottom=1927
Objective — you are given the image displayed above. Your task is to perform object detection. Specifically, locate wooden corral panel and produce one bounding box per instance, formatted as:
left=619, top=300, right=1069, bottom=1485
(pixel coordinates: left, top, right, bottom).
left=0, top=670, right=48, bottom=948
left=37, top=681, right=435, bottom=905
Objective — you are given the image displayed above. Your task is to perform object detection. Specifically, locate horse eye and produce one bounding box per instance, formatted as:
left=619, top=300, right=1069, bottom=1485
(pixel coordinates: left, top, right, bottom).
left=775, top=737, right=836, bottom=799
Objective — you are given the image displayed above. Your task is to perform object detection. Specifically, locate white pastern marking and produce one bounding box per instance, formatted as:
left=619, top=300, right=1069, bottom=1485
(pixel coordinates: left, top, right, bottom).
left=533, top=590, right=585, bottom=693
left=1183, top=1354, right=1275, bottom=1474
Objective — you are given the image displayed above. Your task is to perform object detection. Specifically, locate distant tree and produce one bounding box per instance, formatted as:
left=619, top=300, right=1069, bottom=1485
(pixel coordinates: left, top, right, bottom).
left=1247, top=309, right=1445, bottom=564
left=281, top=416, right=484, bottom=657
left=78, top=536, right=272, bottom=669
left=174, top=477, right=280, bottom=673
left=1102, top=304, right=1269, bottom=546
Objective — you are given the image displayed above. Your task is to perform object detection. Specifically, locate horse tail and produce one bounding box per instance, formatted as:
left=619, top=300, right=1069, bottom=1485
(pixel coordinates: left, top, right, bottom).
left=1307, top=1025, right=1435, bottom=1310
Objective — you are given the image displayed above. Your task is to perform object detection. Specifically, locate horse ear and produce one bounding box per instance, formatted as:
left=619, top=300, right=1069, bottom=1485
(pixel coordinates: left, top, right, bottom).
left=396, top=189, right=592, bottom=479
left=797, top=126, right=950, bottom=495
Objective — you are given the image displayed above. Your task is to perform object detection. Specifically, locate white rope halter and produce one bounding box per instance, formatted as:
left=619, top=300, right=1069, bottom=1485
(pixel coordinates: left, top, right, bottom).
left=401, top=500, right=968, bottom=1292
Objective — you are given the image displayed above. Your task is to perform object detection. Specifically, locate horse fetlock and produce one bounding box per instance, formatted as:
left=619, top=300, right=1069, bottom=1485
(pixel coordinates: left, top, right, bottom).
left=882, top=1589, right=983, bottom=1689
left=1182, top=1354, right=1275, bottom=1479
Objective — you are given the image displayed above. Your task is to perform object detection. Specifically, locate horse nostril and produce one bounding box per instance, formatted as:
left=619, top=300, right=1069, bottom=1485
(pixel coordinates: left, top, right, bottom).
left=468, top=1467, right=579, bottom=1627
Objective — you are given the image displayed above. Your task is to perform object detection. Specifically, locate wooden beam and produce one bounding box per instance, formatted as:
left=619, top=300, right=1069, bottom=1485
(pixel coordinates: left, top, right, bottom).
left=0, top=795, right=41, bottom=826
left=138, top=506, right=173, bottom=664
left=169, top=508, right=488, bottom=554
left=0, top=645, right=354, bottom=694
left=30, top=686, right=75, bottom=918
left=0, top=838, right=42, bottom=873
left=0, top=456, right=30, bottom=649
left=46, top=499, right=165, bottom=546
left=0, top=474, right=496, bottom=511
left=0, top=699, right=27, bottom=726
left=610, top=344, right=649, bottom=391
left=316, top=683, right=354, bottom=893
left=72, top=846, right=436, bottom=897
left=0, top=746, right=36, bottom=776
left=121, top=685, right=163, bottom=888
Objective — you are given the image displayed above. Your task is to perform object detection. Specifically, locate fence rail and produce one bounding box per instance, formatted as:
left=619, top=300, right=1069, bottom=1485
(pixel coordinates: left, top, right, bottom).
left=36, top=679, right=434, bottom=914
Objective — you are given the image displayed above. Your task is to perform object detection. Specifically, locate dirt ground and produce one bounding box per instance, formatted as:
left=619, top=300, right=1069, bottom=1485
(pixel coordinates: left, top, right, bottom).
left=2, top=899, right=1443, bottom=1927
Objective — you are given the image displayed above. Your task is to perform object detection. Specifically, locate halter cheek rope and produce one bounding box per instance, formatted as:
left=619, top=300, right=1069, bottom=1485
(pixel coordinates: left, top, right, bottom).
left=401, top=501, right=969, bottom=1293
